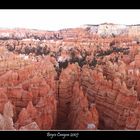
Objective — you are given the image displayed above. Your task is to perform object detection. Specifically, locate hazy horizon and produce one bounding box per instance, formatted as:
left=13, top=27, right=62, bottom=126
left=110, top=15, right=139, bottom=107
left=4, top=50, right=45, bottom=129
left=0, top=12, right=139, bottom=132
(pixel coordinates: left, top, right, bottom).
left=0, top=10, right=140, bottom=31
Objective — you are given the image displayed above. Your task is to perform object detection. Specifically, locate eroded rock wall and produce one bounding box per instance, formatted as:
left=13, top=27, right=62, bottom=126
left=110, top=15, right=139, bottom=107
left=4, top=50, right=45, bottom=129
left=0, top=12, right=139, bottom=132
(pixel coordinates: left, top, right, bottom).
left=0, top=24, right=140, bottom=130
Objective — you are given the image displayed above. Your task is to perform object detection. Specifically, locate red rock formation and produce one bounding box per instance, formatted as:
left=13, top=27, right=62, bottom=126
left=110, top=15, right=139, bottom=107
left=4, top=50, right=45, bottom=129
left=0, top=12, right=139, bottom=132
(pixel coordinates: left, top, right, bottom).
left=0, top=47, right=58, bottom=130
left=81, top=64, right=139, bottom=129
left=0, top=89, right=8, bottom=113
left=68, top=81, right=99, bottom=130
left=56, top=63, right=81, bottom=129
left=0, top=101, right=15, bottom=130
left=1, top=24, right=140, bottom=130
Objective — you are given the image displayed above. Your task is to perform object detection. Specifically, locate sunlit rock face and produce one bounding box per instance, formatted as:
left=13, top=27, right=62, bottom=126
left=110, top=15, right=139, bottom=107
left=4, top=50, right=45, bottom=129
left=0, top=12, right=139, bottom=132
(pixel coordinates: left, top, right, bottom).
left=0, top=48, right=57, bottom=130
left=1, top=23, right=140, bottom=130
left=68, top=81, right=99, bottom=130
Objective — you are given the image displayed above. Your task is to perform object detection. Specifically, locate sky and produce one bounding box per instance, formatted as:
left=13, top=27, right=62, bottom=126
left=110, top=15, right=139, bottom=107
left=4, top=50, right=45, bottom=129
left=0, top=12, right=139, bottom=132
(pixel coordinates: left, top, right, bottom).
left=0, top=10, right=140, bottom=31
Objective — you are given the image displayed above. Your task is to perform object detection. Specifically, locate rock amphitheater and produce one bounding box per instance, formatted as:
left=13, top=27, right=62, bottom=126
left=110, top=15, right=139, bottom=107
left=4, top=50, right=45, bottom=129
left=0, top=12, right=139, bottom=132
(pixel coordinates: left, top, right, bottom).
left=0, top=23, right=140, bottom=130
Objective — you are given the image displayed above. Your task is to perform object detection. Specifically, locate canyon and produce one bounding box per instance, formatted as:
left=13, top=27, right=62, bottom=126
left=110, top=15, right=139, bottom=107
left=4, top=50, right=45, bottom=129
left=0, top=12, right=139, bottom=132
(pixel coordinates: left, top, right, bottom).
left=0, top=23, right=140, bottom=130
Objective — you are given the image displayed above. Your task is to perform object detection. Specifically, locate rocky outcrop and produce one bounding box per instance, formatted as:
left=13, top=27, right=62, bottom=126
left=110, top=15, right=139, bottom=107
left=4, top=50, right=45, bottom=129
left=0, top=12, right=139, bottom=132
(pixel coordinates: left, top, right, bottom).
left=80, top=60, right=140, bottom=130
left=1, top=24, right=140, bottom=130
left=68, top=81, right=99, bottom=130
left=56, top=63, right=81, bottom=129
left=0, top=48, right=58, bottom=130
left=0, top=101, right=15, bottom=130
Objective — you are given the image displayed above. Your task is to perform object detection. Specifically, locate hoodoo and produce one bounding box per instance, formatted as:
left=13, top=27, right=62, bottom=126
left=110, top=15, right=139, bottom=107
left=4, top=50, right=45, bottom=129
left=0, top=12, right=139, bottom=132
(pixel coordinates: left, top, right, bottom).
left=0, top=23, right=140, bottom=130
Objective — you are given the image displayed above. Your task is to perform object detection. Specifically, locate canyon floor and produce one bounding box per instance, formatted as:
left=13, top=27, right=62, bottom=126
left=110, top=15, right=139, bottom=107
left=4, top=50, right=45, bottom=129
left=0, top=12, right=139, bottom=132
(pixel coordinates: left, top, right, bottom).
left=1, top=23, right=140, bottom=130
